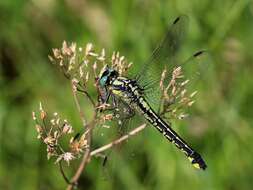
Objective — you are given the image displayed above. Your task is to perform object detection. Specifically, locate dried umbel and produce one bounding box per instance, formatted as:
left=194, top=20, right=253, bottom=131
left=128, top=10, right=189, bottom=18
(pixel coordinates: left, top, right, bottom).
left=33, top=41, right=199, bottom=189
left=35, top=41, right=197, bottom=163
left=32, top=102, right=88, bottom=163
left=159, top=66, right=197, bottom=120
left=33, top=42, right=135, bottom=167
left=49, top=42, right=133, bottom=92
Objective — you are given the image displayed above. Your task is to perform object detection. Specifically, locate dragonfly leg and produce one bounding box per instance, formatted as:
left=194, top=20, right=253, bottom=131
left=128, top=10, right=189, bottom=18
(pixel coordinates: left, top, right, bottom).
left=100, top=88, right=111, bottom=104
left=98, top=88, right=116, bottom=112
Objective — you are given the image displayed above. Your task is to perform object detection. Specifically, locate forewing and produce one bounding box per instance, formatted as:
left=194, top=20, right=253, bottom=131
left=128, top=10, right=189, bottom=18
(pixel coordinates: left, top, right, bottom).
left=134, top=16, right=211, bottom=111
left=135, top=15, right=189, bottom=88
left=177, top=51, right=212, bottom=91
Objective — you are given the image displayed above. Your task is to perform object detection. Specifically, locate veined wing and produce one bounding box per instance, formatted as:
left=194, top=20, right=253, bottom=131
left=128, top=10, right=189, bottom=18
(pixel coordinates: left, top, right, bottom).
left=134, top=16, right=210, bottom=110
left=135, top=15, right=189, bottom=87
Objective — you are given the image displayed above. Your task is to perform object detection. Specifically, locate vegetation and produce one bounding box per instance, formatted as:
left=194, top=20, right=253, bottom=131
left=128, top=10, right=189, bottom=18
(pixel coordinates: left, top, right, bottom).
left=1, top=0, right=253, bottom=190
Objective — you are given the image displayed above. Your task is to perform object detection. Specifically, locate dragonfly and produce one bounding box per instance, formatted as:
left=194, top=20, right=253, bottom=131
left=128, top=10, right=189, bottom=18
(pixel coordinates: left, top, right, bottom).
left=98, top=15, right=207, bottom=170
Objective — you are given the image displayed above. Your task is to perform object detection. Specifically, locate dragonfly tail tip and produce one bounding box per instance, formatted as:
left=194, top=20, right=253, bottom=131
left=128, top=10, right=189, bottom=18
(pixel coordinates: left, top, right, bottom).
left=188, top=152, right=207, bottom=170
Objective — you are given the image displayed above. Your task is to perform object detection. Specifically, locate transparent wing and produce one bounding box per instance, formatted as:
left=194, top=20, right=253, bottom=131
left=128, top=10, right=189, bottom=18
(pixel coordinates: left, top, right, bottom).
left=178, top=51, right=212, bottom=90
left=147, top=50, right=211, bottom=112
left=110, top=95, right=136, bottom=131
left=135, top=15, right=189, bottom=88
left=133, top=16, right=211, bottom=111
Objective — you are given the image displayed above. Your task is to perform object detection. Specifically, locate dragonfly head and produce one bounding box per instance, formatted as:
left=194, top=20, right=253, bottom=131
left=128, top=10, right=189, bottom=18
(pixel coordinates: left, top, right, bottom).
left=98, top=65, right=118, bottom=87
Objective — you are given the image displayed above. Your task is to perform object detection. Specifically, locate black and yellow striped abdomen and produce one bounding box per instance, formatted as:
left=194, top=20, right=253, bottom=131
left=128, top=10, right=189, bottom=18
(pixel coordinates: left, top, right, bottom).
left=111, top=77, right=207, bottom=170
left=135, top=96, right=207, bottom=170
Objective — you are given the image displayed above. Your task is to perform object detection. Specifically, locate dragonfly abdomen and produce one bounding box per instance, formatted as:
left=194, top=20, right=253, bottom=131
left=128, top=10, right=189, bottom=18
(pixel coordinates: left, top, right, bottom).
left=111, top=77, right=207, bottom=170
left=136, top=96, right=207, bottom=170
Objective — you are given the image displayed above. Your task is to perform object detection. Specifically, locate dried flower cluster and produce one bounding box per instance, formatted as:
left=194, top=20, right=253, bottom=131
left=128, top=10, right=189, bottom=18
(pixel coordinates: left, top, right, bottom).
left=32, top=102, right=88, bottom=165
left=111, top=51, right=133, bottom=76
left=33, top=41, right=134, bottom=168
left=34, top=41, right=196, bottom=165
left=33, top=41, right=198, bottom=189
left=49, top=41, right=132, bottom=93
left=159, top=66, right=197, bottom=120
left=49, top=42, right=97, bottom=90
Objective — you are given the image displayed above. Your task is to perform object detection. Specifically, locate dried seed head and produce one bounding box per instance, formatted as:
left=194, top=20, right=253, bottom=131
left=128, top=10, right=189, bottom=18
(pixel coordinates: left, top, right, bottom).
left=181, top=89, right=187, bottom=97
left=83, top=60, right=88, bottom=67
left=63, top=152, right=75, bottom=164
left=54, top=131, right=58, bottom=139
left=62, top=41, right=75, bottom=56
left=160, top=65, right=198, bottom=120
left=40, top=111, right=46, bottom=120
left=101, top=125, right=111, bottom=129
left=85, top=43, right=93, bottom=56
left=56, top=152, right=75, bottom=165
left=97, top=48, right=106, bottom=61
left=181, top=79, right=189, bottom=86
left=70, top=133, right=88, bottom=154
left=39, top=102, right=43, bottom=111
left=160, top=69, right=167, bottom=89
left=48, top=55, right=54, bottom=62
left=127, top=62, right=133, bottom=69
left=172, top=86, right=177, bottom=96
left=79, top=66, right=84, bottom=77
left=188, top=100, right=195, bottom=106
left=190, top=91, right=198, bottom=98
left=50, top=119, right=55, bottom=125
left=85, top=72, right=89, bottom=82
left=32, top=111, right=37, bottom=120
left=70, top=43, right=76, bottom=53
left=53, top=48, right=62, bottom=59
left=62, top=123, right=73, bottom=134
left=178, top=113, right=188, bottom=120
left=47, top=146, right=57, bottom=160
left=56, top=118, right=60, bottom=125
left=35, top=124, right=42, bottom=133
left=44, top=136, right=55, bottom=146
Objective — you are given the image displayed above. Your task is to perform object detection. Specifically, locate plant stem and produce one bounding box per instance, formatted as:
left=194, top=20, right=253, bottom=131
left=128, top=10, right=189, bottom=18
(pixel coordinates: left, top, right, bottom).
left=71, top=81, right=87, bottom=127
left=90, top=124, right=146, bottom=157
left=66, top=138, right=91, bottom=190
left=59, top=161, right=72, bottom=185
left=66, top=86, right=98, bottom=189
left=66, top=81, right=147, bottom=190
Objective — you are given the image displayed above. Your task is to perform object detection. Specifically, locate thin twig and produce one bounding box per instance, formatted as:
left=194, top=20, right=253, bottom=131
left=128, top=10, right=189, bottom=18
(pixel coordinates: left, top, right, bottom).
left=66, top=111, right=97, bottom=190
left=65, top=81, right=95, bottom=190
left=71, top=81, right=87, bottom=127
left=67, top=77, right=147, bottom=190
left=66, top=123, right=147, bottom=190
left=59, top=161, right=72, bottom=185
left=90, top=124, right=147, bottom=157
left=66, top=141, right=91, bottom=190
left=76, top=87, right=96, bottom=107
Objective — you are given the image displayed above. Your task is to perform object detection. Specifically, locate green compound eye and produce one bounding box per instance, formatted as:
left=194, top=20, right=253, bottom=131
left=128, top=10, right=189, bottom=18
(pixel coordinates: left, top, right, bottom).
left=99, top=76, right=108, bottom=86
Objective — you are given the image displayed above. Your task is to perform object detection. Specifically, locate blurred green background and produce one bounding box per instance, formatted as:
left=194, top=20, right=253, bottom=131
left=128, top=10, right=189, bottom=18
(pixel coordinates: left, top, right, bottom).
left=1, top=0, right=253, bottom=189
